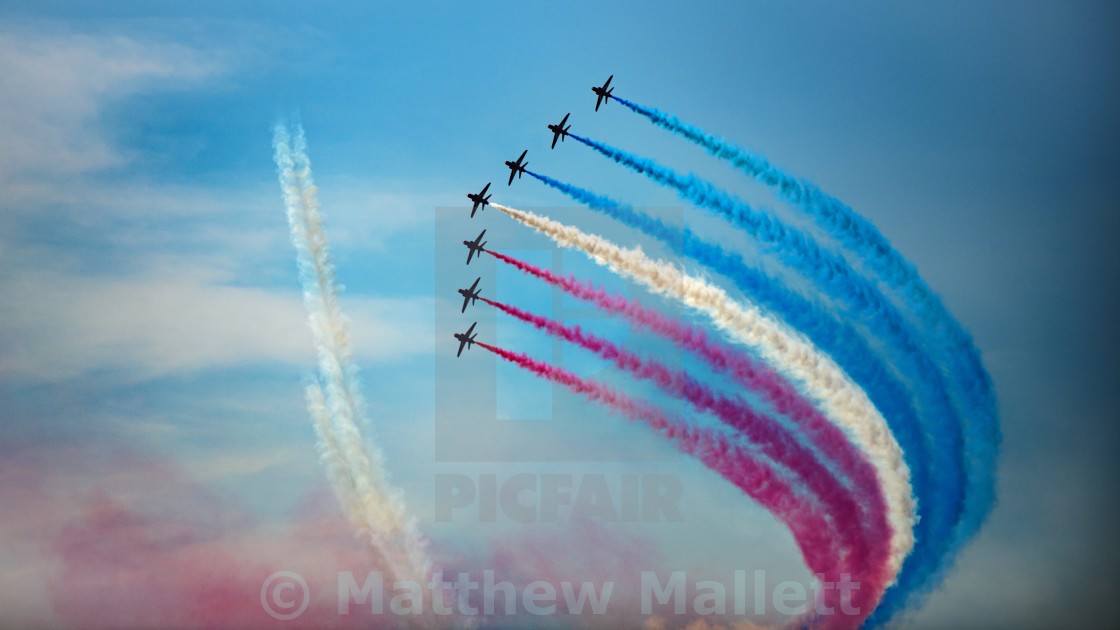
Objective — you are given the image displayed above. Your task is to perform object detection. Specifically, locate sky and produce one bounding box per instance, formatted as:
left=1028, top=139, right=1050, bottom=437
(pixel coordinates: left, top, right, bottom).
left=1, top=1, right=1118, bottom=628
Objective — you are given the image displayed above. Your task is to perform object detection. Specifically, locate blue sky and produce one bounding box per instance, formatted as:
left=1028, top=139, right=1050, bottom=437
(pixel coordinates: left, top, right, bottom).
left=1, top=2, right=1118, bottom=627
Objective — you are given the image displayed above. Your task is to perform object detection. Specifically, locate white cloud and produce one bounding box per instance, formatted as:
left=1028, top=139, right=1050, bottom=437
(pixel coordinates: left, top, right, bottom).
left=184, top=447, right=307, bottom=483
left=0, top=26, right=441, bottom=383
left=0, top=27, right=223, bottom=187
left=318, top=183, right=444, bottom=252
left=0, top=265, right=435, bottom=382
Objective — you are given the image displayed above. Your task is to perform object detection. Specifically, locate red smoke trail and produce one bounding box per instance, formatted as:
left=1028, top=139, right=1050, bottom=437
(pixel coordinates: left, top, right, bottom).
left=481, top=297, right=886, bottom=610
left=488, top=248, right=884, bottom=489
left=486, top=249, right=890, bottom=567
left=476, top=340, right=866, bottom=627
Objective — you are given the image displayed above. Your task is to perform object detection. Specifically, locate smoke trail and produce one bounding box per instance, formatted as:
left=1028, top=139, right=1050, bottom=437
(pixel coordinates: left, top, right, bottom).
left=483, top=248, right=887, bottom=485
left=616, top=94, right=999, bottom=603
left=521, top=172, right=956, bottom=601
left=562, top=131, right=979, bottom=619
left=304, top=380, right=361, bottom=524
left=514, top=174, right=923, bottom=490
left=476, top=340, right=864, bottom=628
left=484, top=249, right=892, bottom=550
left=482, top=297, right=888, bottom=600
left=556, top=140, right=962, bottom=510
left=483, top=250, right=893, bottom=486
left=273, top=122, right=432, bottom=588
left=489, top=203, right=915, bottom=584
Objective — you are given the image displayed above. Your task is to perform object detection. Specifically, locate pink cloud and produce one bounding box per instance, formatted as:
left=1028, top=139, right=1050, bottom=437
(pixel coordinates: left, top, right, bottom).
left=0, top=439, right=394, bottom=628
left=2, top=438, right=783, bottom=628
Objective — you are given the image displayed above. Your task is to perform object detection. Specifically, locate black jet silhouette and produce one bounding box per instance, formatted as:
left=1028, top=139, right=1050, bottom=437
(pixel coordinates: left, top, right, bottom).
left=463, top=229, right=487, bottom=265
left=454, top=322, right=478, bottom=357
left=466, top=182, right=491, bottom=218
left=458, top=277, right=481, bottom=313
left=591, top=75, right=614, bottom=111
left=504, top=149, right=528, bottom=185
left=548, top=113, right=571, bottom=149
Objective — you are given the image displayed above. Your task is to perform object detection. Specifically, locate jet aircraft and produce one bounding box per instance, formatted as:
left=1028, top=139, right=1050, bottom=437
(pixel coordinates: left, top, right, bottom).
left=548, top=113, right=571, bottom=149
left=505, top=149, right=528, bottom=185
left=466, top=182, right=491, bottom=218
left=454, top=322, right=478, bottom=357
left=463, top=229, right=487, bottom=265
left=458, top=277, right=482, bottom=313
left=591, top=75, right=614, bottom=111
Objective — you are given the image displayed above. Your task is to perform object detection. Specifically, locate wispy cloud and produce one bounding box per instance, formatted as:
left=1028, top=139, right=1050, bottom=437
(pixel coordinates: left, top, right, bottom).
left=0, top=265, right=434, bottom=382
left=0, top=439, right=375, bottom=628
left=0, top=27, right=224, bottom=189
left=0, top=26, right=440, bottom=384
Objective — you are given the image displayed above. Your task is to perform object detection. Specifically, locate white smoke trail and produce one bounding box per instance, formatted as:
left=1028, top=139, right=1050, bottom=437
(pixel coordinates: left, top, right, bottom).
left=492, top=202, right=915, bottom=581
left=305, top=380, right=359, bottom=518
left=274, top=123, right=432, bottom=589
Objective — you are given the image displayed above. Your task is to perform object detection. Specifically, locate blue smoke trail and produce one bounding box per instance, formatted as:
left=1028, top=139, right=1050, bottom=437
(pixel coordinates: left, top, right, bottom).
left=590, top=101, right=998, bottom=621
left=614, top=95, right=1000, bottom=565
left=527, top=168, right=960, bottom=623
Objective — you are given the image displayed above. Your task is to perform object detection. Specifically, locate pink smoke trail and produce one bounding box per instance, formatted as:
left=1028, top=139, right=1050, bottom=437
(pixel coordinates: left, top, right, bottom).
left=481, top=297, right=887, bottom=611
left=486, top=249, right=886, bottom=523
left=486, top=250, right=892, bottom=618
left=475, top=341, right=863, bottom=626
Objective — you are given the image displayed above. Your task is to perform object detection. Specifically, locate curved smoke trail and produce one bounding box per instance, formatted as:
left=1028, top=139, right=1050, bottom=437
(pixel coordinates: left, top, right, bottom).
left=273, top=122, right=432, bottom=589
left=483, top=249, right=892, bottom=558
left=520, top=171, right=928, bottom=494
left=522, top=170, right=954, bottom=601
left=570, top=110, right=995, bottom=619
left=489, top=203, right=915, bottom=591
left=486, top=248, right=887, bottom=489
left=559, top=134, right=969, bottom=606
left=476, top=340, right=865, bottom=628
left=481, top=296, right=889, bottom=605
left=615, top=93, right=999, bottom=593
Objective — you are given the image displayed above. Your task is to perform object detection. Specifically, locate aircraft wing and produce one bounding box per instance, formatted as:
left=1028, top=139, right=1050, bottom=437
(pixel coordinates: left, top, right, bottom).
left=560, top=113, right=570, bottom=126
left=481, top=182, right=490, bottom=195
left=551, top=133, right=559, bottom=150
left=518, top=149, right=528, bottom=163
left=469, top=277, right=480, bottom=292
left=457, top=338, right=467, bottom=357
left=507, top=169, right=516, bottom=186
left=461, top=295, right=470, bottom=313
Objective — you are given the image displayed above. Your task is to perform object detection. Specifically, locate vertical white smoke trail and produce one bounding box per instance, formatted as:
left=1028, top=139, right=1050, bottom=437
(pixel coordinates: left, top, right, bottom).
left=305, top=380, right=359, bottom=519
left=274, top=123, right=432, bottom=589
left=492, top=202, right=915, bottom=581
